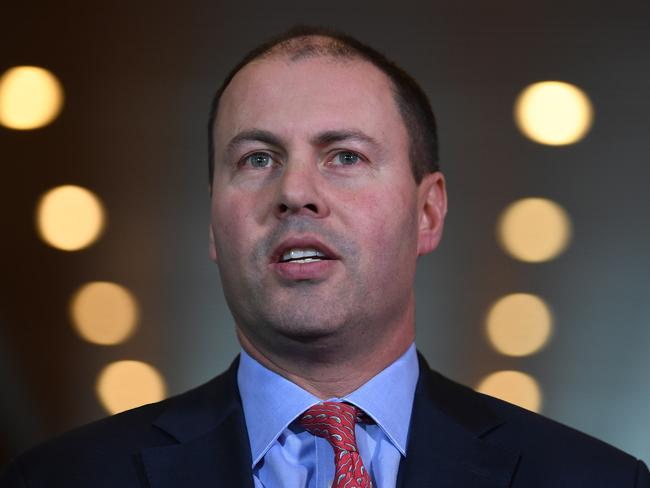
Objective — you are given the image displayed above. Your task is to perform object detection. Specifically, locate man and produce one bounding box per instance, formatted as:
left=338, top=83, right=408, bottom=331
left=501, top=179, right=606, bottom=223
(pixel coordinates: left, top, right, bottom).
left=1, top=26, right=648, bottom=488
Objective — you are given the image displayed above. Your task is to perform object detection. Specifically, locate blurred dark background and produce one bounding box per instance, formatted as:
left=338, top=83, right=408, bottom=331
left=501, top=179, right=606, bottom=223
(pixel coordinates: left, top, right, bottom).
left=1, top=0, right=649, bottom=467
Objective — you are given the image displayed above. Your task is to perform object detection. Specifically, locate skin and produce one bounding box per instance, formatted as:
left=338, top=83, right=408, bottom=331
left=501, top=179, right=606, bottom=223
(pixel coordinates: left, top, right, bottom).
left=209, top=50, right=447, bottom=399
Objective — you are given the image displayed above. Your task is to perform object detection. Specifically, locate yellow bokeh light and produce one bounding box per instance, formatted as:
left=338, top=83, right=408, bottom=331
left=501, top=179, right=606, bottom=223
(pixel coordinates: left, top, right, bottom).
left=36, top=185, right=106, bottom=251
left=477, top=370, right=542, bottom=412
left=486, top=293, right=552, bottom=357
left=0, top=66, right=64, bottom=129
left=70, top=282, right=139, bottom=346
left=514, top=80, right=593, bottom=145
left=498, top=197, right=571, bottom=263
left=96, top=360, right=166, bottom=415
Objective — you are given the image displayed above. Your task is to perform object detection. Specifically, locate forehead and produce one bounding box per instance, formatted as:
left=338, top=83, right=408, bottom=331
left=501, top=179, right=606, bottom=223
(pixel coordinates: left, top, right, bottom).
left=214, top=55, right=409, bottom=151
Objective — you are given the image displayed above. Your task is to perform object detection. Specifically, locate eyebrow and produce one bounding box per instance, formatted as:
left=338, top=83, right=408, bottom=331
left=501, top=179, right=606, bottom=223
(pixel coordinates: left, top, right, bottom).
left=224, top=128, right=382, bottom=156
left=310, top=129, right=381, bottom=150
left=225, top=129, right=283, bottom=155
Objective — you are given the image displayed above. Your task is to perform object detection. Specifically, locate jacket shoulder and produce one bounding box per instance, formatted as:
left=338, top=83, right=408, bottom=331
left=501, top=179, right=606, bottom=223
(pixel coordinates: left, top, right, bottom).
left=1, top=399, right=171, bottom=488
left=427, top=366, right=649, bottom=486
left=1, top=364, right=238, bottom=488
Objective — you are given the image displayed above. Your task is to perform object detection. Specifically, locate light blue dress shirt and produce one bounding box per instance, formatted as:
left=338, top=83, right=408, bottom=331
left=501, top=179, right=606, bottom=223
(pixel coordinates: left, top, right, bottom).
left=237, top=342, right=419, bottom=488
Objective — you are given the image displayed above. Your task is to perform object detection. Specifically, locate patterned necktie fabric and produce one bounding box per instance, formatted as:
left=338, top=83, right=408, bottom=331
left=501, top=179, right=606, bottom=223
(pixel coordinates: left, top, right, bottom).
left=298, top=401, right=374, bottom=488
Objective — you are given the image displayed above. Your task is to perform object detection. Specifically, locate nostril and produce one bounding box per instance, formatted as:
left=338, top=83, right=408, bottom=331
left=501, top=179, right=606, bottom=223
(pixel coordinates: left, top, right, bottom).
left=276, top=202, right=320, bottom=216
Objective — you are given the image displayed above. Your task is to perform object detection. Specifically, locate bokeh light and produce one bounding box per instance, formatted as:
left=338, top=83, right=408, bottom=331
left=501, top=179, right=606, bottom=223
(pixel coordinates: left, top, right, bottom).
left=498, top=197, right=572, bottom=262
left=0, top=66, right=64, bottom=129
left=70, top=282, right=139, bottom=345
left=514, top=81, right=593, bottom=145
left=477, top=370, right=542, bottom=412
left=486, top=293, right=553, bottom=356
left=96, top=360, right=166, bottom=414
left=36, top=185, right=106, bottom=251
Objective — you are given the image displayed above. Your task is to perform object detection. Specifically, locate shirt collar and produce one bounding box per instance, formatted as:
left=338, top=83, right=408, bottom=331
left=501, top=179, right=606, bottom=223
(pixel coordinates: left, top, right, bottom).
left=237, top=342, right=419, bottom=466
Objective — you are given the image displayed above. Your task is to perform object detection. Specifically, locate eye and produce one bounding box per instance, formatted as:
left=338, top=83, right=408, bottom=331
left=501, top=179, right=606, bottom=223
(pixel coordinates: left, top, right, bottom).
left=242, top=152, right=274, bottom=169
left=331, top=151, right=361, bottom=166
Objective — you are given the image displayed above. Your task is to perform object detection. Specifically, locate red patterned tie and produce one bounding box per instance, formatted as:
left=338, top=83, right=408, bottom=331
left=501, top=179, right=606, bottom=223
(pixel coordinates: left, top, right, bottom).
left=298, top=401, right=373, bottom=488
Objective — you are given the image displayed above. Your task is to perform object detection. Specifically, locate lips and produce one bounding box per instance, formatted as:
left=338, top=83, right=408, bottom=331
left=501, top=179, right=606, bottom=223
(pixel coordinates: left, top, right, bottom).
left=269, top=237, right=340, bottom=264
left=269, top=237, right=341, bottom=280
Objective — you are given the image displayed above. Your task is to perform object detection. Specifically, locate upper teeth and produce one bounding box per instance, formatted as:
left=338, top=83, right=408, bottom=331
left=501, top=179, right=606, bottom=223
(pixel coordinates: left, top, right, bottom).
left=282, top=248, right=326, bottom=262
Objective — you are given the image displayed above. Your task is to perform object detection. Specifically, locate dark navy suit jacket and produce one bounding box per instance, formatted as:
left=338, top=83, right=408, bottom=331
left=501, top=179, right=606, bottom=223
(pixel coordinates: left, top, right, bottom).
left=2, top=353, right=648, bottom=487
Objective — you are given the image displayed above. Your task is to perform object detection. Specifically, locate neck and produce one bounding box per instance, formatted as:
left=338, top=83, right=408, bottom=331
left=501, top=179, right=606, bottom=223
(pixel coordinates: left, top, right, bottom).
left=236, top=305, right=415, bottom=399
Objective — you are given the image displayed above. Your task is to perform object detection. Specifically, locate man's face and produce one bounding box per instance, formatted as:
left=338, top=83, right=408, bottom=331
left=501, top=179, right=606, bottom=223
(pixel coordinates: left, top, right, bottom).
left=210, top=55, right=445, bottom=354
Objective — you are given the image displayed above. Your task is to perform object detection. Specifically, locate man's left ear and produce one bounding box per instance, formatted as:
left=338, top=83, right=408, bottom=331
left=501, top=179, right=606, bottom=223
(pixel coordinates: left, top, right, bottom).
left=417, top=171, right=448, bottom=256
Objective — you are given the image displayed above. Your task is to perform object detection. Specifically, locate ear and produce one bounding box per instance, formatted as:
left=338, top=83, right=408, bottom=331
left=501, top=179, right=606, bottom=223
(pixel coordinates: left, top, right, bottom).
left=209, top=223, right=218, bottom=263
left=417, top=171, right=447, bottom=256
left=208, top=183, right=219, bottom=263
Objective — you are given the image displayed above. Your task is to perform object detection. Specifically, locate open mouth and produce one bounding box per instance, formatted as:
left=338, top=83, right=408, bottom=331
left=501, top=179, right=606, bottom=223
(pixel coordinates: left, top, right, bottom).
left=279, top=248, right=332, bottom=264
left=270, top=237, right=339, bottom=280
left=270, top=237, right=339, bottom=265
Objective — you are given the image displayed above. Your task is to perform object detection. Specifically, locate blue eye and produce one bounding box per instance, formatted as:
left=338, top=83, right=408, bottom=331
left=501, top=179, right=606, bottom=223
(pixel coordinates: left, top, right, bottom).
left=333, top=151, right=360, bottom=165
left=244, top=152, right=273, bottom=168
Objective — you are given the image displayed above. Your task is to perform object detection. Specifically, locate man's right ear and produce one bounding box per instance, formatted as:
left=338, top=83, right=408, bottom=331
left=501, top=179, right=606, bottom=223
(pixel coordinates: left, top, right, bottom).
left=208, top=182, right=219, bottom=263
left=209, top=223, right=218, bottom=263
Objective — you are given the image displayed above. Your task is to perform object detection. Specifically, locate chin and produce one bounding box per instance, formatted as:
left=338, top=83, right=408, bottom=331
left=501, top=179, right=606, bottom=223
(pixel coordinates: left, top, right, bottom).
left=275, top=316, right=345, bottom=341
left=256, top=305, right=351, bottom=342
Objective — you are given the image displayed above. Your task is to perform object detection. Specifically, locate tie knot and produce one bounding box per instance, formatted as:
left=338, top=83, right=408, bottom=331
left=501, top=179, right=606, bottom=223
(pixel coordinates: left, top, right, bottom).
left=299, top=401, right=374, bottom=488
left=298, top=401, right=372, bottom=452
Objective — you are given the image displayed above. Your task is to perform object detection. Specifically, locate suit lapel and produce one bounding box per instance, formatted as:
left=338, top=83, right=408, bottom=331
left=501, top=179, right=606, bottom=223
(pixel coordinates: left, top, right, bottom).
left=397, top=353, right=520, bottom=488
left=141, top=357, right=254, bottom=488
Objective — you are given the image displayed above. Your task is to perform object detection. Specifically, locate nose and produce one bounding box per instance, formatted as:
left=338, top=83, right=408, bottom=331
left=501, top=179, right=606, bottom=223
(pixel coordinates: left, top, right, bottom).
left=273, top=162, right=329, bottom=219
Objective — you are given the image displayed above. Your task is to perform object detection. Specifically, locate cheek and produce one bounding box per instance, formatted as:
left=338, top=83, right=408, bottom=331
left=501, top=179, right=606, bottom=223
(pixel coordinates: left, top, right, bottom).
left=212, top=196, right=253, bottom=259
left=348, top=189, right=419, bottom=268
